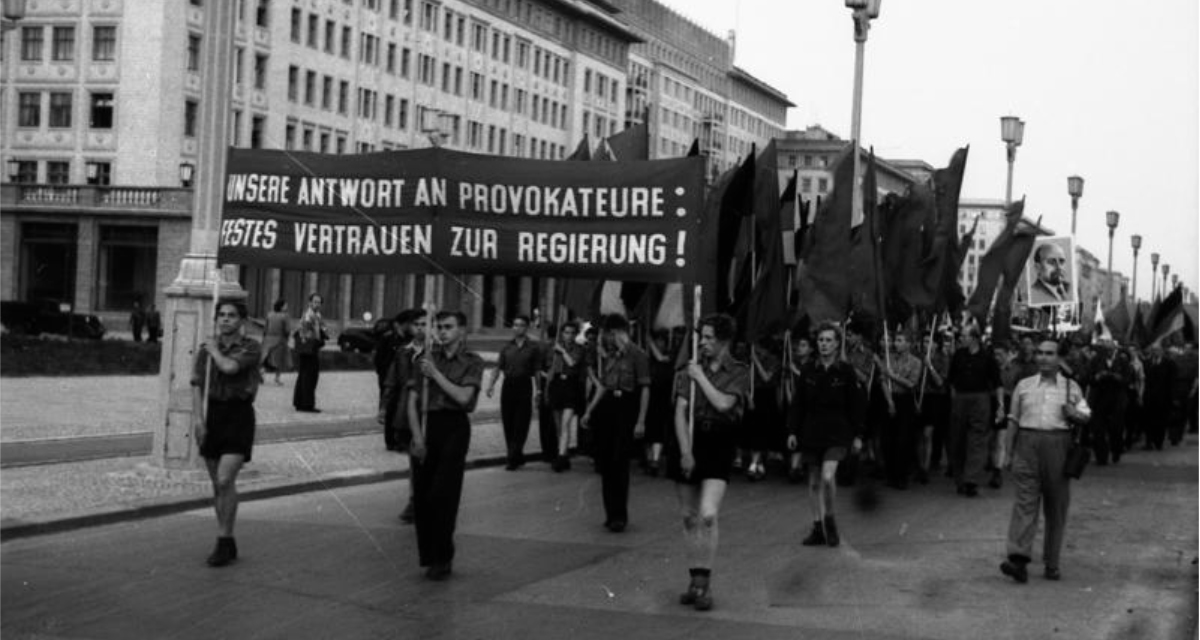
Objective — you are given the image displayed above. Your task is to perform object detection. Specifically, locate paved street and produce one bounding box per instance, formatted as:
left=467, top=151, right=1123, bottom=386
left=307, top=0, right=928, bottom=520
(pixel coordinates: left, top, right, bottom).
left=3, top=438, right=1196, bottom=639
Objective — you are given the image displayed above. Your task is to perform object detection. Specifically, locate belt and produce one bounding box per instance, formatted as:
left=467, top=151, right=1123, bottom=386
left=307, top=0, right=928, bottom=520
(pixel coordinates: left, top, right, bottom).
left=611, top=389, right=636, bottom=398
left=1018, top=427, right=1071, bottom=434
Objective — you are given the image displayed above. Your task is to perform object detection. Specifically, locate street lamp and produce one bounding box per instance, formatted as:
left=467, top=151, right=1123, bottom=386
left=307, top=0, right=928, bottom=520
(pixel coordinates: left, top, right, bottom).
left=1001, top=116, right=1025, bottom=206
left=1162, top=263, right=1170, bottom=299
left=1171, top=273, right=1179, bottom=292
left=1150, top=252, right=1160, bottom=300
left=1, top=0, right=27, bottom=31
left=1104, top=210, right=1119, bottom=307
left=1130, top=234, right=1142, bottom=304
left=179, top=162, right=195, bottom=187
left=1067, top=175, right=1084, bottom=236
left=845, top=0, right=881, bottom=226
left=6, top=158, right=18, bottom=181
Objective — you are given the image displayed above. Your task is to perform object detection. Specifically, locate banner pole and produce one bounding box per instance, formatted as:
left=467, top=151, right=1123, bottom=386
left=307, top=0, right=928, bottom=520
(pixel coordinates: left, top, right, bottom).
left=201, top=265, right=220, bottom=435
left=421, top=274, right=436, bottom=445
left=916, top=316, right=937, bottom=411
left=688, top=284, right=701, bottom=444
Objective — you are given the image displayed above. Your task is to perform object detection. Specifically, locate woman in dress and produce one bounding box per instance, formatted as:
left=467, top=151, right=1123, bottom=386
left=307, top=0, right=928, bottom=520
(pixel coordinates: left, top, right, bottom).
left=261, top=299, right=291, bottom=386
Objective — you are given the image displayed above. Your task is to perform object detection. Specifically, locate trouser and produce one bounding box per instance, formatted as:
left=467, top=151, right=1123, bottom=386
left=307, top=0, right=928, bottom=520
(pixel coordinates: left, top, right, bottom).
left=537, top=380, right=558, bottom=461
left=501, top=377, right=533, bottom=466
left=883, top=394, right=916, bottom=485
left=925, top=394, right=950, bottom=469
left=1087, top=397, right=1127, bottom=464
left=1006, top=429, right=1071, bottom=569
left=950, top=392, right=991, bottom=487
left=292, top=353, right=320, bottom=410
left=1168, top=398, right=1187, bottom=444
left=1144, top=402, right=1169, bottom=449
left=1123, top=394, right=1142, bottom=449
left=593, top=392, right=638, bottom=525
left=413, top=411, right=471, bottom=568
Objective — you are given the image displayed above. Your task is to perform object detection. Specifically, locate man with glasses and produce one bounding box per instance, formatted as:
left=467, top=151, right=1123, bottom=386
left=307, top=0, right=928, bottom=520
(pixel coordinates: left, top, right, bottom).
left=581, top=314, right=651, bottom=533
left=487, top=314, right=543, bottom=470
left=1000, top=339, right=1089, bottom=583
left=406, top=310, right=484, bottom=580
left=669, top=313, right=750, bottom=611
left=191, top=301, right=262, bottom=567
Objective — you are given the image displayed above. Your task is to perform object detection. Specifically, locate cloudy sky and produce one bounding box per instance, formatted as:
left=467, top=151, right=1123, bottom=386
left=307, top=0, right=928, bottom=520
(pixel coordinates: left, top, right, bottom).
left=662, top=0, right=1198, bottom=300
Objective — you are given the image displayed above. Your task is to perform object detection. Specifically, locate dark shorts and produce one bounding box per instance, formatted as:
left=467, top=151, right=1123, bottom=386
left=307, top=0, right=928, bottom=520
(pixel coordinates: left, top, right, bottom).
left=800, top=447, right=847, bottom=465
left=547, top=375, right=584, bottom=412
left=201, top=399, right=256, bottom=462
left=668, top=419, right=738, bottom=484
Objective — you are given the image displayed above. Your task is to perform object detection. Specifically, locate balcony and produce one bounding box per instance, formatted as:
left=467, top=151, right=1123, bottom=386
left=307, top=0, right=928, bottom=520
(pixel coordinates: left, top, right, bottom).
left=1, top=184, right=195, bottom=217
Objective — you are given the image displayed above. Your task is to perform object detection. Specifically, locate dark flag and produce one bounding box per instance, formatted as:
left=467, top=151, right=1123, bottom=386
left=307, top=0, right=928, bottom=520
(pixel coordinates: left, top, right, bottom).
left=606, top=120, right=650, bottom=162
left=561, top=278, right=601, bottom=320
left=849, top=148, right=884, bottom=322
left=740, top=167, right=792, bottom=342
left=566, top=135, right=591, bottom=161
left=966, top=198, right=1027, bottom=330
left=686, top=139, right=701, bottom=157
left=1148, top=286, right=1188, bottom=345
left=1130, top=304, right=1150, bottom=345
left=592, top=139, right=616, bottom=163
left=1104, top=298, right=1133, bottom=343
left=796, top=145, right=855, bottom=324
left=989, top=215, right=1039, bottom=344
left=711, top=148, right=756, bottom=311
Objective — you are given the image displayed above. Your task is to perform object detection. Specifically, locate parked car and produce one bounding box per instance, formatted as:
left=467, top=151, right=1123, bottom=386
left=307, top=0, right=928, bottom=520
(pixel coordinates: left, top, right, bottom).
left=0, top=299, right=107, bottom=339
left=336, top=317, right=391, bottom=353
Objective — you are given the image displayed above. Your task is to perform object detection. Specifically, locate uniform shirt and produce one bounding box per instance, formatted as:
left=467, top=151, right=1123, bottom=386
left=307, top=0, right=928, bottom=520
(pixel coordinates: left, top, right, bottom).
left=673, top=352, right=750, bottom=424
left=601, top=342, right=651, bottom=393
left=380, top=342, right=422, bottom=421
left=925, top=350, right=951, bottom=395
left=191, top=335, right=262, bottom=402
left=497, top=337, right=542, bottom=380
left=949, top=347, right=1001, bottom=393
left=791, top=359, right=866, bottom=449
left=1010, top=373, right=1086, bottom=431
left=408, top=345, right=485, bottom=413
left=888, top=352, right=922, bottom=395
left=548, top=341, right=585, bottom=380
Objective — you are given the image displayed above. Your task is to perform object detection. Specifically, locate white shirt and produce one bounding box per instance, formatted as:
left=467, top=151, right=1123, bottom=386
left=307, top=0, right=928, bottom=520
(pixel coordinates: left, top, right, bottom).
left=1009, top=373, right=1087, bottom=431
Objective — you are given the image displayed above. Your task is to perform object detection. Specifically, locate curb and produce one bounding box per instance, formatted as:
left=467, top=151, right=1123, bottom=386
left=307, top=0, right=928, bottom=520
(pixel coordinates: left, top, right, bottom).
left=0, top=453, right=515, bottom=542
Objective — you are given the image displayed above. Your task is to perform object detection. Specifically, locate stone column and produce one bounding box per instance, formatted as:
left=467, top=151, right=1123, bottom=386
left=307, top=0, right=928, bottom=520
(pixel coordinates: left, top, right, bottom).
left=154, top=0, right=242, bottom=470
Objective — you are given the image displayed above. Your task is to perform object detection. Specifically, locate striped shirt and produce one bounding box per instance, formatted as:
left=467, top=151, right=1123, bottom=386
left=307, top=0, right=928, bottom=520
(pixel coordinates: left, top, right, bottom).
left=1009, top=373, right=1086, bottom=431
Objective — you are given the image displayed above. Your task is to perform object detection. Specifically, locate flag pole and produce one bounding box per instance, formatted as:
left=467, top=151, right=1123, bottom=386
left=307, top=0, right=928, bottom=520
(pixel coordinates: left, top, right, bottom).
left=916, top=315, right=937, bottom=412
left=688, top=284, right=701, bottom=444
left=201, top=265, right=221, bottom=433
left=420, top=274, right=436, bottom=446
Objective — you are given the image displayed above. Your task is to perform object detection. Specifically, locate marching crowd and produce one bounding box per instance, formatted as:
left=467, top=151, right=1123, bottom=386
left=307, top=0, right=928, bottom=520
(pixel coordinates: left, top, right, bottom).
left=189, top=298, right=1198, bottom=609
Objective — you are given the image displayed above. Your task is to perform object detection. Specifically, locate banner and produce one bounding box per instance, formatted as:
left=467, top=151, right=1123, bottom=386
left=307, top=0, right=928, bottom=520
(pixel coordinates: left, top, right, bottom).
left=218, top=148, right=705, bottom=283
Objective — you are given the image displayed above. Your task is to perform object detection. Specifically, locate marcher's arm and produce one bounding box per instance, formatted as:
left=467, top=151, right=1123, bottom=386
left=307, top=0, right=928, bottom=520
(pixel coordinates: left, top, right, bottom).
left=426, top=362, right=477, bottom=407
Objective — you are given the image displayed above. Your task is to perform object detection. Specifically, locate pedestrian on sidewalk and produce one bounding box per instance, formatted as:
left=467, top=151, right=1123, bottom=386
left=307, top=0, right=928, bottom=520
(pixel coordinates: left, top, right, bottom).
left=669, top=313, right=749, bottom=611
left=406, top=310, right=484, bottom=581
left=191, top=300, right=262, bottom=568
left=261, top=299, right=292, bottom=386
left=145, top=304, right=162, bottom=344
left=546, top=321, right=585, bottom=472
left=129, top=300, right=145, bottom=342
left=292, top=293, right=326, bottom=413
left=581, top=314, right=650, bottom=533
left=1000, top=338, right=1089, bottom=584
left=788, top=322, right=865, bottom=548
left=947, top=324, right=1004, bottom=497
left=486, top=315, right=543, bottom=470
left=379, top=308, right=426, bottom=523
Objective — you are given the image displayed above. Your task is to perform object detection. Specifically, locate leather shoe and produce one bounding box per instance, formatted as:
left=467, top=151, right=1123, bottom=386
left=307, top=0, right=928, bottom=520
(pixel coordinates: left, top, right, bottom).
left=605, top=520, right=626, bottom=533
left=425, top=563, right=452, bottom=581
left=399, top=502, right=415, bottom=524
left=1044, top=566, right=1061, bottom=581
left=1000, top=560, right=1028, bottom=584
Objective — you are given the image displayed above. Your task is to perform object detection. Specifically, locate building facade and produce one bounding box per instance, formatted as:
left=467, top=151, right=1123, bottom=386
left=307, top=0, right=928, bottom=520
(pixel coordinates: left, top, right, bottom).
left=2, top=0, right=789, bottom=332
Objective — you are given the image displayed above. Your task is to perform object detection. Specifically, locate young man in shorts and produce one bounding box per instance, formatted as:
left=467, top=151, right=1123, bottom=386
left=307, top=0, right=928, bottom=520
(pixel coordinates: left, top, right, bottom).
left=192, top=300, right=262, bottom=567
left=669, top=313, right=750, bottom=611
left=788, top=323, right=865, bottom=547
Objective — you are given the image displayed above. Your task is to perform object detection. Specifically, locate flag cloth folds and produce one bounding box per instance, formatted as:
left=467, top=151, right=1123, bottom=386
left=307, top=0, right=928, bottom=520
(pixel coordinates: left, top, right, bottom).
left=928, top=147, right=970, bottom=314
left=848, top=148, right=883, bottom=323
left=1148, top=286, right=1190, bottom=345
left=566, top=135, right=591, bottom=161
left=1130, top=304, right=1149, bottom=346
left=741, top=161, right=792, bottom=343
left=795, top=145, right=854, bottom=324
left=605, top=120, right=650, bottom=162
left=708, top=149, right=756, bottom=312
left=966, top=198, right=1027, bottom=332
left=1103, top=298, right=1132, bottom=342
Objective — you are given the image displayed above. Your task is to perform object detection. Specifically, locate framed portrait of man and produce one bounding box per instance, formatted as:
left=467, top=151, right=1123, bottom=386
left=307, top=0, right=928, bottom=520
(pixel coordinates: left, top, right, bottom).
left=1026, top=235, right=1078, bottom=307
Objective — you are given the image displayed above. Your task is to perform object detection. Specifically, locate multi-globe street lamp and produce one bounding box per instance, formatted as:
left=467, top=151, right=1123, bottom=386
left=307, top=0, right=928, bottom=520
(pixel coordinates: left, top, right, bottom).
left=1151, top=252, right=1160, bottom=300
left=1130, top=235, right=1142, bottom=304
left=1001, top=116, right=1025, bottom=206
left=1067, top=175, right=1084, bottom=236
left=1105, top=211, right=1119, bottom=308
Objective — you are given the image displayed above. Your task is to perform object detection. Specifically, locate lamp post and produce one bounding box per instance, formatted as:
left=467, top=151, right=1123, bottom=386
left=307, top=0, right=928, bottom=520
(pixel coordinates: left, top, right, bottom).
left=1151, top=252, right=1160, bottom=300
left=845, top=0, right=881, bottom=226
left=1171, top=273, right=1179, bottom=293
left=1001, top=116, right=1025, bottom=206
left=179, top=162, right=195, bottom=188
left=1130, top=234, right=1142, bottom=304
left=1105, top=210, right=1119, bottom=308
left=1067, top=175, right=1084, bottom=236
left=1162, top=263, right=1170, bottom=299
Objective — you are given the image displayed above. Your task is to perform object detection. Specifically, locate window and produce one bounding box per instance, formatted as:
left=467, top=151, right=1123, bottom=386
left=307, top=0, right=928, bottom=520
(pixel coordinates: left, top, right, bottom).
left=184, top=100, right=198, bottom=137
left=186, top=33, right=201, bottom=71
left=472, top=23, right=486, bottom=52
left=51, top=26, right=75, bottom=61
left=234, top=47, right=244, bottom=84
left=21, top=26, right=43, bottom=61
left=418, top=54, right=434, bottom=85
left=15, top=161, right=37, bottom=183
left=47, top=161, right=70, bottom=185
left=92, top=26, right=116, bottom=61
left=801, top=177, right=812, bottom=192
left=321, top=76, right=332, bottom=110
left=516, top=40, right=528, bottom=68
left=488, top=79, right=497, bottom=107
left=470, top=72, right=482, bottom=100
left=253, top=53, right=267, bottom=89
left=384, top=94, right=394, bottom=127
left=307, top=13, right=318, bottom=48
left=287, top=65, right=298, bottom=101
left=803, top=155, right=813, bottom=167
left=441, top=62, right=451, bottom=93
left=400, top=47, right=410, bottom=77
left=324, top=20, right=335, bottom=53
left=398, top=98, right=408, bottom=129
left=319, top=132, right=330, bottom=153
left=420, top=1, right=437, bottom=31
left=386, top=43, right=395, bottom=73
left=453, top=66, right=463, bottom=96
left=341, top=26, right=351, bottom=58
left=90, top=92, right=114, bottom=128
left=250, top=115, right=265, bottom=148
left=256, top=0, right=269, bottom=27
left=285, top=122, right=296, bottom=150
left=302, top=126, right=313, bottom=151
left=86, top=162, right=112, bottom=186
left=49, top=92, right=72, bottom=127
left=402, top=0, right=412, bottom=25
left=304, top=70, right=316, bottom=105
left=230, top=109, right=242, bottom=146
left=817, top=178, right=828, bottom=193
left=97, top=226, right=157, bottom=311
left=455, top=15, right=465, bottom=45
left=290, top=8, right=302, bottom=42
left=18, top=92, right=41, bottom=127
left=443, top=10, right=454, bottom=40
left=338, top=80, right=349, bottom=114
